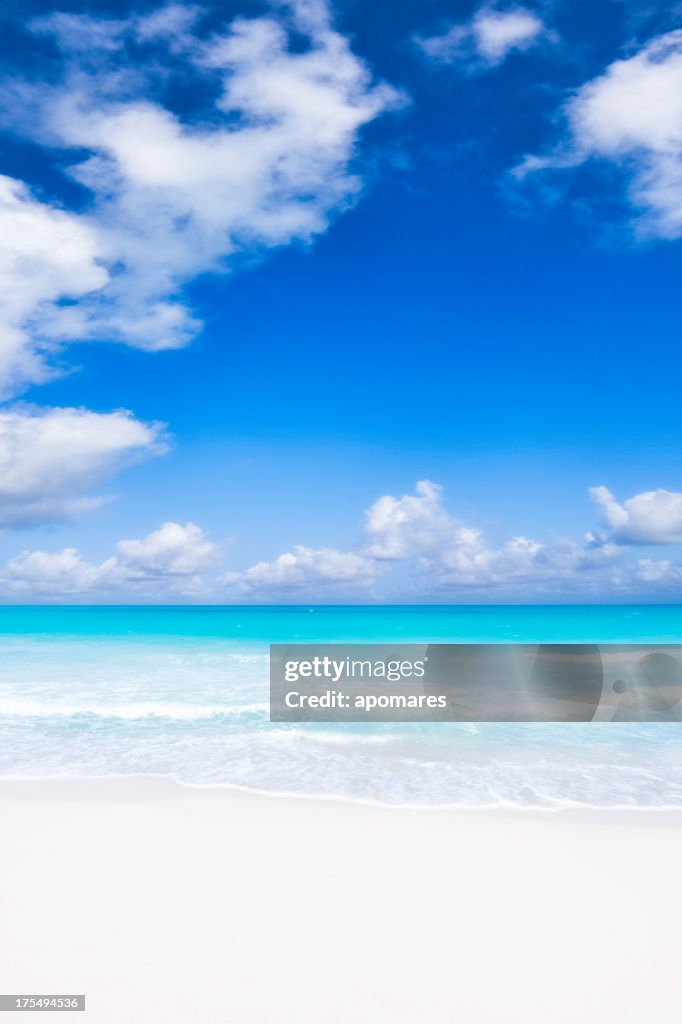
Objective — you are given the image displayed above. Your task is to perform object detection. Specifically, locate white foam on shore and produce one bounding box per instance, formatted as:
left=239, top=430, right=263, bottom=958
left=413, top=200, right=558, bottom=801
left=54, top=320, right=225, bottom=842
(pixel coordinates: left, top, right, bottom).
left=2, top=632, right=682, bottom=809
left=0, top=699, right=268, bottom=720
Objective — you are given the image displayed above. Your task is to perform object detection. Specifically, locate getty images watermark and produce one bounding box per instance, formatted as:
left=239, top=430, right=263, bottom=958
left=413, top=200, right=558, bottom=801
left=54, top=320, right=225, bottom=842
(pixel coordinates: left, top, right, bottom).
left=270, top=643, right=682, bottom=722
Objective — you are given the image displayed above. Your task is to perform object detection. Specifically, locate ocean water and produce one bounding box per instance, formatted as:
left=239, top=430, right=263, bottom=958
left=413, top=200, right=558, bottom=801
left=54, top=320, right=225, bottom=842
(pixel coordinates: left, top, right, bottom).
left=1, top=604, right=681, bottom=808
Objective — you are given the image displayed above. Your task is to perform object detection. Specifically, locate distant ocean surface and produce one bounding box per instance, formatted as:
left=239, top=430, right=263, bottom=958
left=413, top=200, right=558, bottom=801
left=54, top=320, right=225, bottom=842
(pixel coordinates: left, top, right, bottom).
left=1, top=605, right=682, bottom=808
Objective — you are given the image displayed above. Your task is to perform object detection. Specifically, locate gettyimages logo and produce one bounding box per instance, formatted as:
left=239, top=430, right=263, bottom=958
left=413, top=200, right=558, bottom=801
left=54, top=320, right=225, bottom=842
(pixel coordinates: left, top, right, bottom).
left=283, top=655, right=426, bottom=684
left=270, top=643, right=682, bottom=722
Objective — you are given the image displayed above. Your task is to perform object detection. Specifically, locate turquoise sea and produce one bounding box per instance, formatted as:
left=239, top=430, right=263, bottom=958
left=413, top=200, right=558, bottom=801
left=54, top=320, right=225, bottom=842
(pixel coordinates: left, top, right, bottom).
left=1, top=604, right=681, bottom=808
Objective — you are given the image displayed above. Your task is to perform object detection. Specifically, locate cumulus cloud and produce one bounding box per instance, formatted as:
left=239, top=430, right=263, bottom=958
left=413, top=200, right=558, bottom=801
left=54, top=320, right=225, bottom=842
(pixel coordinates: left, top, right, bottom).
left=0, top=406, right=165, bottom=527
left=590, top=485, right=682, bottom=544
left=3, top=548, right=105, bottom=595
left=429, top=531, right=621, bottom=589
left=1, top=521, right=220, bottom=596
left=364, top=480, right=621, bottom=590
left=114, top=521, right=220, bottom=578
left=0, top=0, right=400, bottom=395
left=5, top=481, right=682, bottom=600
left=225, top=480, right=464, bottom=596
left=0, top=177, right=109, bottom=398
left=224, top=480, right=627, bottom=598
left=224, top=545, right=383, bottom=594
left=515, top=31, right=682, bottom=238
left=364, top=480, right=457, bottom=558
left=634, top=558, right=682, bottom=586
left=417, top=5, right=547, bottom=69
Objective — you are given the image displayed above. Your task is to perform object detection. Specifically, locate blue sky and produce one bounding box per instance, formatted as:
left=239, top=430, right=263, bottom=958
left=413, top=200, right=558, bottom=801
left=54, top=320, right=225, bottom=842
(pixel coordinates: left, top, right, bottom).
left=0, top=0, right=681, bottom=601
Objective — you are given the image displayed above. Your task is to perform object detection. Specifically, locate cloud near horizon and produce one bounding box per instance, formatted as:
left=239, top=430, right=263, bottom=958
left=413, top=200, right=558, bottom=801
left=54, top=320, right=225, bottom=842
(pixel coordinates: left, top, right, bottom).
left=2, top=521, right=221, bottom=597
left=223, top=480, right=682, bottom=597
left=223, top=545, right=384, bottom=593
left=0, top=0, right=400, bottom=398
left=362, top=480, right=623, bottom=593
left=590, top=485, right=682, bottom=544
left=4, top=479, right=682, bottom=599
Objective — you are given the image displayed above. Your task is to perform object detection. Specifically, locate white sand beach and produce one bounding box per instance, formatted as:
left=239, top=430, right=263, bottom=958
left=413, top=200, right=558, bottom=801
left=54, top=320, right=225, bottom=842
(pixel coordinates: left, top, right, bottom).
left=1, top=778, right=681, bottom=1023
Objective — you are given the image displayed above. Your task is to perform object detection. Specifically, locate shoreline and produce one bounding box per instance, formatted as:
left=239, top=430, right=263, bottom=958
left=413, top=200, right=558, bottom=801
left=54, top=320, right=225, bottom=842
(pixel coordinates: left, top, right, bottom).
left=2, top=773, right=682, bottom=822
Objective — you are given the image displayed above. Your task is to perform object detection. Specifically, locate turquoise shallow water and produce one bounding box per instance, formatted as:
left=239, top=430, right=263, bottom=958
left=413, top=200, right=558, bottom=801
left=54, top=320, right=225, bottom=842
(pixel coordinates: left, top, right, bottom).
left=1, top=605, right=681, bottom=807
left=2, top=604, right=681, bottom=642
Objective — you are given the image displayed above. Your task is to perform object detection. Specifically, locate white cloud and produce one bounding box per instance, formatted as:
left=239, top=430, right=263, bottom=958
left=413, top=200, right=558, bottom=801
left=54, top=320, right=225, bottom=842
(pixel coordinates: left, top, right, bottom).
left=114, top=521, right=219, bottom=578
left=224, top=544, right=382, bottom=594
left=0, top=176, right=109, bottom=398
left=4, top=481, right=682, bottom=600
left=590, top=485, right=682, bottom=544
left=0, top=1, right=400, bottom=395
left=1, top=520, right=220, bottom=596
left=473, top=7, right=545, bottom=62
left=364, top=480, right=456, bottom=558
left=418, top=5, right=546, bottom=69
left=515, top=31, right=682, bottom=238
left=225, top=479, right=457, bottom=596
left=3, top=548, right=105, bottom=595
left=31, top=5, right=202, bottom=51
left=224, top=480, right=627, bottom=598
left=634, top=558, right=682, bottom=586
left=428, top=531, right=621, bottom=589
left=364, top=480, right=621, bottom=591
left=0, top=406, right=165, bottom=526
